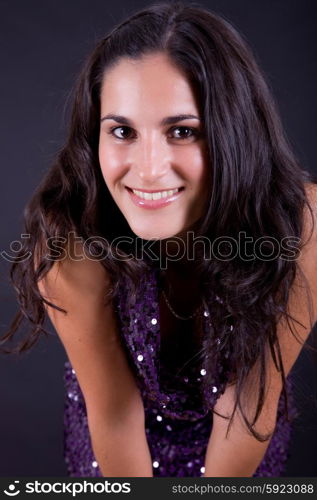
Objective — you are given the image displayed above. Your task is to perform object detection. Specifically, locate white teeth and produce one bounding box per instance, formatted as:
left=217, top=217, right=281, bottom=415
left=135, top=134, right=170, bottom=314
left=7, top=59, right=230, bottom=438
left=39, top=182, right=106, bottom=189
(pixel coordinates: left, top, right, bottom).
left=131, top=188, right=180, bottom=200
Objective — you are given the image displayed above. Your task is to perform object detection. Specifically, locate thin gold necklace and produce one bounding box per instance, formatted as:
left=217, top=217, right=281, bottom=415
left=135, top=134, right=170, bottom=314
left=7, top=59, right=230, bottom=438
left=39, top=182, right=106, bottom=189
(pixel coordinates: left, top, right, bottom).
left=161, top=289, right=202, bottom=321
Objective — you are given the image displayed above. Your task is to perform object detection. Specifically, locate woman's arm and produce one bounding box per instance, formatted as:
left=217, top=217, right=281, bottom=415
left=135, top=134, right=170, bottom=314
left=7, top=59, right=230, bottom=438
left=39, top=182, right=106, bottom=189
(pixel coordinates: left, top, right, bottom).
left=204, top=343, right=287, bottom=477
left=204, top=187, right=317, bottom=477
left=37, top=238, right=153, bottom=477
left=204, top=381, right=279, bottom=477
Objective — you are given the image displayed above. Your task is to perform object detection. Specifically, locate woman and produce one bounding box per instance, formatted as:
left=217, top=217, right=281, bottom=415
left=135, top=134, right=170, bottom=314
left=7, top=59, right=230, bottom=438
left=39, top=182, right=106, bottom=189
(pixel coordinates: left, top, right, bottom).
left=2, top=1, right=317, bottom=477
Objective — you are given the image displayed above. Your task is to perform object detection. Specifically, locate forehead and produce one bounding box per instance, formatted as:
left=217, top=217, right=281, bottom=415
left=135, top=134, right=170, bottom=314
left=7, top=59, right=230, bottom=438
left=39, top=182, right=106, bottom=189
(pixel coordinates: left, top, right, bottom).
left=100, top=52, right=200, bottom=116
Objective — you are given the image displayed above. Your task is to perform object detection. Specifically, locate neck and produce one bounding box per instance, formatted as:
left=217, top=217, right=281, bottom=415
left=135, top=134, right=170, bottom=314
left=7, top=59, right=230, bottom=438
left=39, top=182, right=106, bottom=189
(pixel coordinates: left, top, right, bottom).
left=149, top=229, right=200, bottom=276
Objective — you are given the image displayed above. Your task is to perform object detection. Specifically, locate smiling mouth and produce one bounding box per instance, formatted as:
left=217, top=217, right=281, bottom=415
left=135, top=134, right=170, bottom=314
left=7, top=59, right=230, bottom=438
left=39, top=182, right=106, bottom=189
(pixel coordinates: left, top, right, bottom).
left=126, top=186, right=184, bottom=200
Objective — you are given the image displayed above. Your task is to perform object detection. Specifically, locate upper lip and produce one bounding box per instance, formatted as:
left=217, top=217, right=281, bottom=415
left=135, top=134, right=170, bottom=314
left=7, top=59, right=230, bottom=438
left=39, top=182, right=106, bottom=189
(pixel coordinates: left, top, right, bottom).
left=126, top=186, right=183, bottom=193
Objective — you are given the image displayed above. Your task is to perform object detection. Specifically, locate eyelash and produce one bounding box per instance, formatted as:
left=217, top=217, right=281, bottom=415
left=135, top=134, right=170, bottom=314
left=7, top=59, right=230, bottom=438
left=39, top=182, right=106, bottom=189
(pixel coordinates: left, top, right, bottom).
left=107, top=125, right=200, bottom=141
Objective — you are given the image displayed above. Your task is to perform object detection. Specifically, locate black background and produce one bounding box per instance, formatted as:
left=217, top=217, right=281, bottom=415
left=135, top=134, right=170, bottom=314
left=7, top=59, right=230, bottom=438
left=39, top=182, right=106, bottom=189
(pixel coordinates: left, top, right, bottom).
left=0, top=0, right=316, bottom=476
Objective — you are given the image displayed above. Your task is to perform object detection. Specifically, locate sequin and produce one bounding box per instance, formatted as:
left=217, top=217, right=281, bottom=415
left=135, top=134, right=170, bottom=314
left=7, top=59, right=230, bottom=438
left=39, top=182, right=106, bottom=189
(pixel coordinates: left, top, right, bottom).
left=63, top=266, right=298, bottom=478
left=203, top=311, right=209, bottom=317
left=200, top=466, right=205, bottom=474
left=156, top=415, right=163, bottom=422
left=200, top=369, right=206, bottom=376
left=92, top=461, right=98, bottom=468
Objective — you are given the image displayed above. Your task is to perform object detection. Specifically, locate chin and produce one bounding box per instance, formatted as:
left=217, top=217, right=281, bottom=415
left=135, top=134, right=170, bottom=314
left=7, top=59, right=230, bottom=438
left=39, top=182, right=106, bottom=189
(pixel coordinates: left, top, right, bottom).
left=130, top=222, right=185, bottom=241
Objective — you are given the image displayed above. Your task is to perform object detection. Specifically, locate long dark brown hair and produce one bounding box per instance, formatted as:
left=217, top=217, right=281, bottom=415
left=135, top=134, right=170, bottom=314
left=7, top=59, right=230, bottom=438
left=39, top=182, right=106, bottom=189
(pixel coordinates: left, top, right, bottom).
left=1, top=1, right=315, bottom=441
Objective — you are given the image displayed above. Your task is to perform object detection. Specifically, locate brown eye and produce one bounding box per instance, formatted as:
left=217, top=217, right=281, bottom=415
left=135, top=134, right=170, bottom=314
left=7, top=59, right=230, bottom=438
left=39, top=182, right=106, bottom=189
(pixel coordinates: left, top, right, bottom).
left=110, top=126, right=135, bottom=140
left=169, top=126, right=198, bottom=140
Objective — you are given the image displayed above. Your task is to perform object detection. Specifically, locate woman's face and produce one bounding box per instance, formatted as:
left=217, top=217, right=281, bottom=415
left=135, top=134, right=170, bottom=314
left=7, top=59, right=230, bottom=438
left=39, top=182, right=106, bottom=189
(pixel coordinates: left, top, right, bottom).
left=98, top=52, right=210, bottom=240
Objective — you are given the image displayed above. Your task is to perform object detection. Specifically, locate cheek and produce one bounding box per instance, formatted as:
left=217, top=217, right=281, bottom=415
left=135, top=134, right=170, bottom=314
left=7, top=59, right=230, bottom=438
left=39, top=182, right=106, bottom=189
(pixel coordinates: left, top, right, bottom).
left=98, top=141, right=125, bottom=185
left=178, top=145, right=208, bottom=185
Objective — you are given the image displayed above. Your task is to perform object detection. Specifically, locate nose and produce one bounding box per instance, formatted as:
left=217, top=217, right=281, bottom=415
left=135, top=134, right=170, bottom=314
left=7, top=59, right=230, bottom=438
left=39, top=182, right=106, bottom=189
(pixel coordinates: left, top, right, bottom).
left=131, top=133, right=170, bottom=185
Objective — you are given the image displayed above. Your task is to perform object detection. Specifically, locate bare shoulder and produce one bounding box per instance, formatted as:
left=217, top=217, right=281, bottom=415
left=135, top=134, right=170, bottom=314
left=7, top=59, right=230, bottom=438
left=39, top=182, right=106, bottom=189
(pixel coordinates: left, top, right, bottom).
left=304, top=180, right=317, bottom=204
left=274, top=181, right=317, bottom=379
left=37, top=233, right=111, bottom=303
left=297, top=182, right=317, bottom=295
left=302, top=181, right=317, bottom=245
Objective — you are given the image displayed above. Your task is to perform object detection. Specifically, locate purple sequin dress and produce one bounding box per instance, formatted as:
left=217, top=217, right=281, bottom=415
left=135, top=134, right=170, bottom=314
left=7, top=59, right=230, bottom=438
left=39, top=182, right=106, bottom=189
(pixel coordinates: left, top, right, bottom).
left=64, top=265, right=297, bottom=477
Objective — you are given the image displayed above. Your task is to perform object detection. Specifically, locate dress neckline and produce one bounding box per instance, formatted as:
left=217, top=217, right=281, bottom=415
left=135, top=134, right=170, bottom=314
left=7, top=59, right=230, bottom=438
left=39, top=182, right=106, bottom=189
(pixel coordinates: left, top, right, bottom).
left=115, top=264, right=226, bottom=421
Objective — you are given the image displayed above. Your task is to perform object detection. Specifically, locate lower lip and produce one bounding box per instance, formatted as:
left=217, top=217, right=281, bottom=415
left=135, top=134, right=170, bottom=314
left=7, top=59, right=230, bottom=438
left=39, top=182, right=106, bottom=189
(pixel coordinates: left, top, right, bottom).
left=126, top=188, right=184, bottom=209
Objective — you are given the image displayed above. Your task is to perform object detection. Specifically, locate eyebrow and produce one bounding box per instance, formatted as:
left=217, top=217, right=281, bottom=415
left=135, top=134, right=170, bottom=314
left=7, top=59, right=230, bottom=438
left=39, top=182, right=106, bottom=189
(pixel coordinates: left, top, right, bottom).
left=100, top=113, right=201, bottom=126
